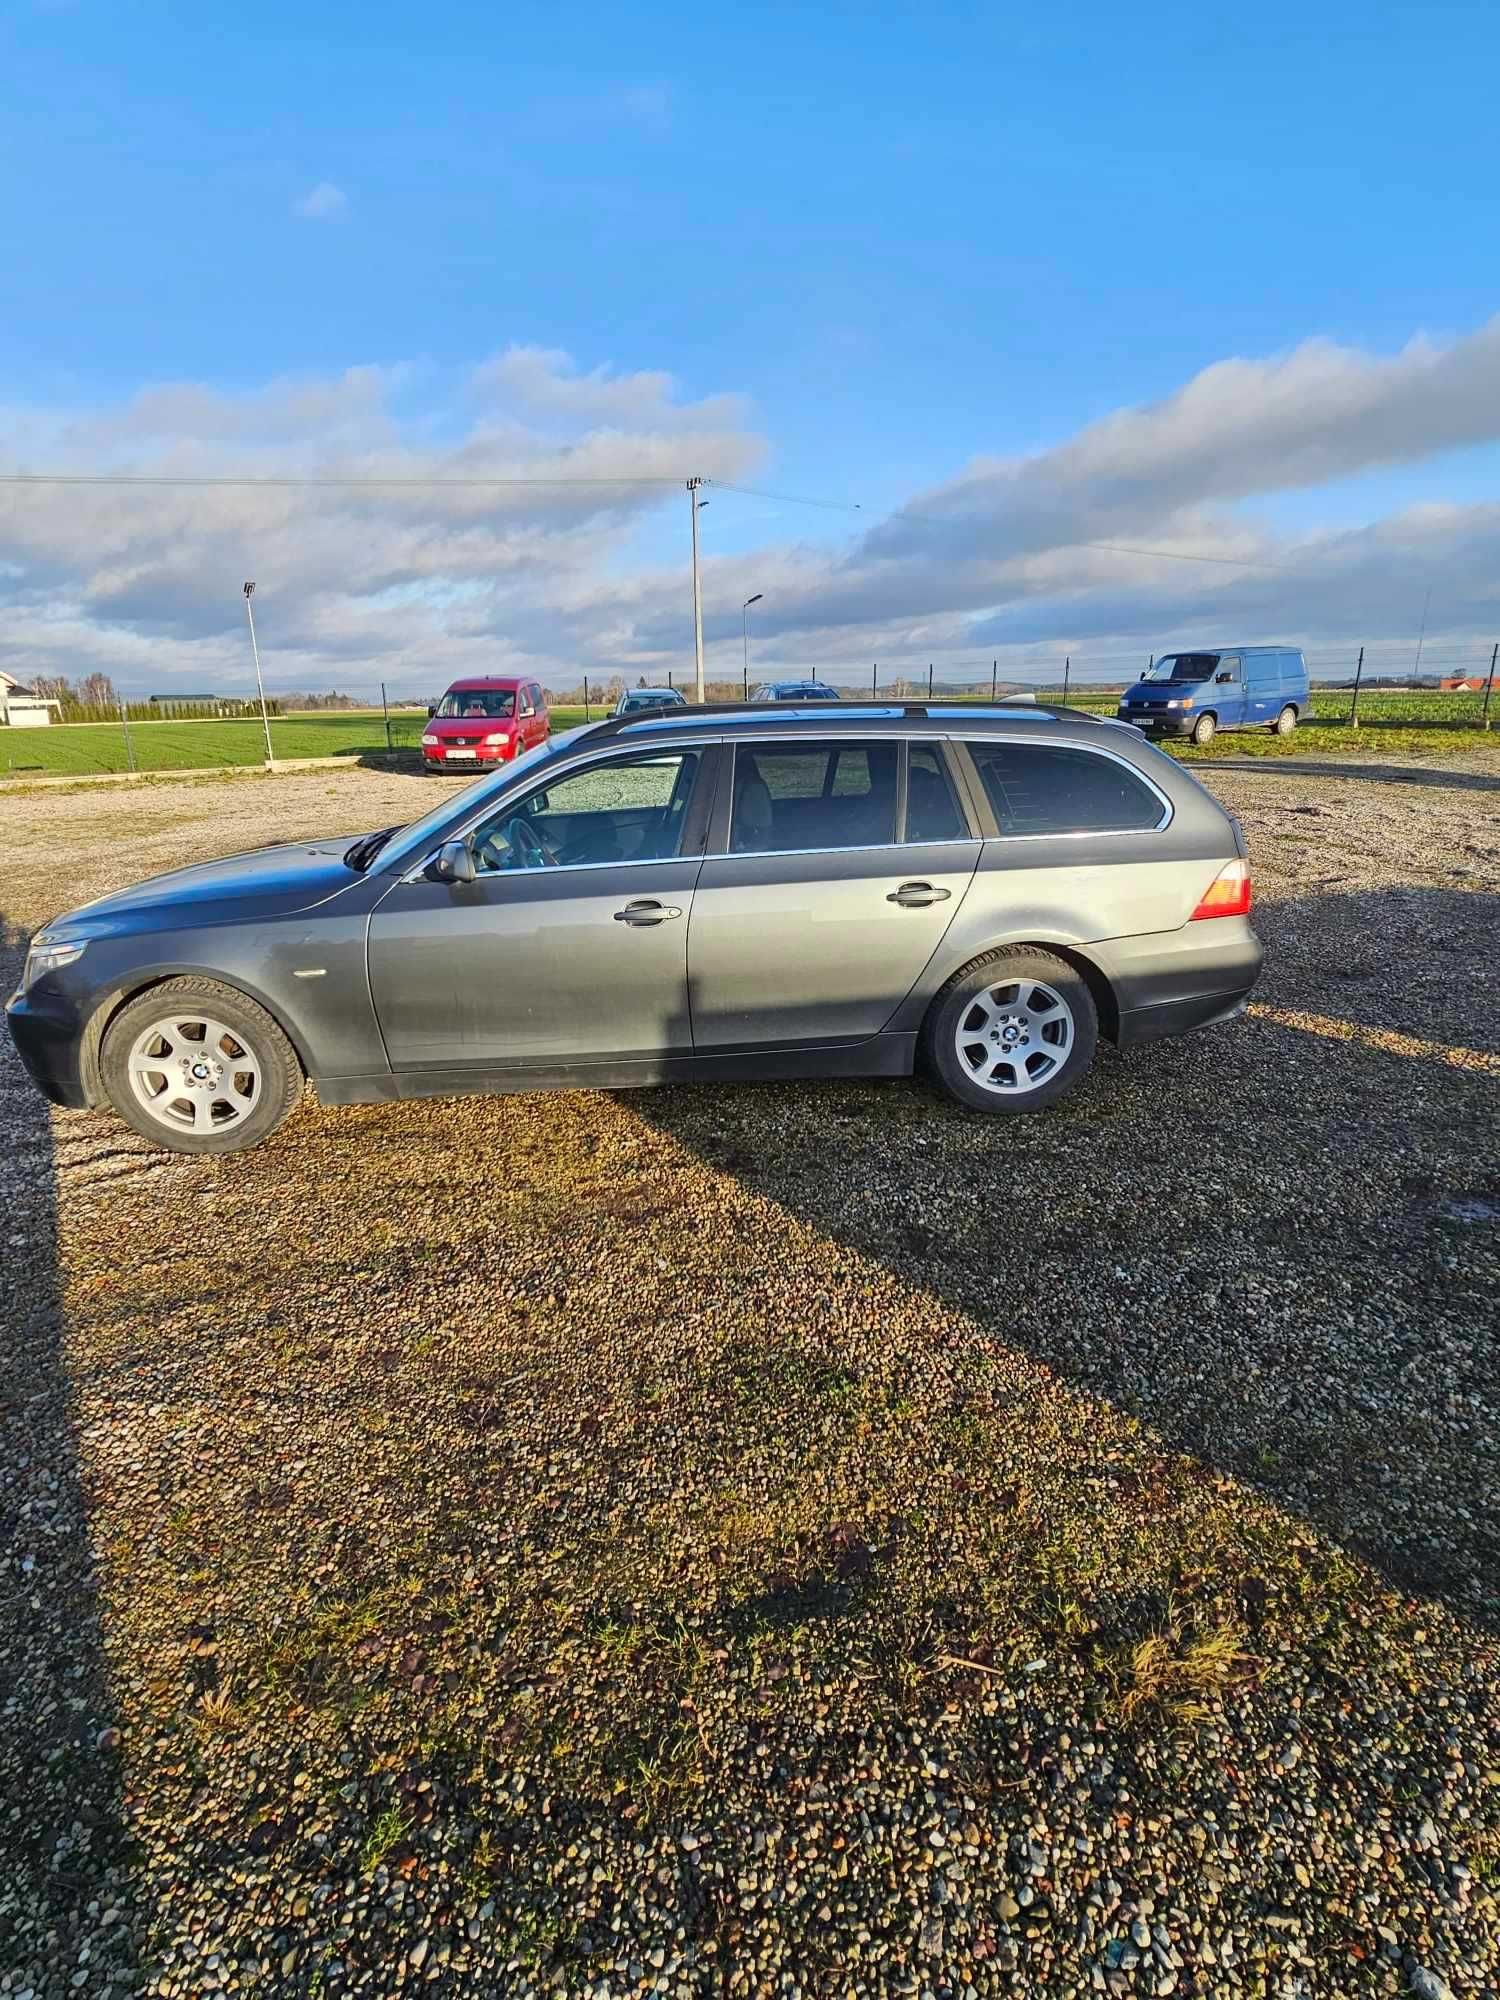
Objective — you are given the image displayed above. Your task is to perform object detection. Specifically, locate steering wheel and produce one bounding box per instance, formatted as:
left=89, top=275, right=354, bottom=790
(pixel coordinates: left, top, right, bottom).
left=498, top=816, right=558, bottom=870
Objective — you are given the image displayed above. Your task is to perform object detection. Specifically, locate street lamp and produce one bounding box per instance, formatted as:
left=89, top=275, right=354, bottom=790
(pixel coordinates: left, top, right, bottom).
left=242, top=581, right=275, bottom=765
left=742, top=593, right=763, bottom=691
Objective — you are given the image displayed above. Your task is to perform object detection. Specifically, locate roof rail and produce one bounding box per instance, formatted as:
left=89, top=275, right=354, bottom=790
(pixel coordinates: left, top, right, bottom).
left=569, top=696, right=1107, bottom=744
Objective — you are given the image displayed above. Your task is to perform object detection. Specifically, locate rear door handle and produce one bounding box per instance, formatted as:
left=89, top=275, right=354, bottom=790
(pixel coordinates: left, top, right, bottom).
left=887, top=881, right=952, bottom=908
left=614, top=899, right=682, bottom=925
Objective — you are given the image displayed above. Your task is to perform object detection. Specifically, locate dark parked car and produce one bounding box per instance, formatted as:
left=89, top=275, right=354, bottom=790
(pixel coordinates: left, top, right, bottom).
left=8, top=703, right=1261, bottom=1154
left=613, top=687, right=688, bottom=717
left=751, top=679, right=843, bottom=702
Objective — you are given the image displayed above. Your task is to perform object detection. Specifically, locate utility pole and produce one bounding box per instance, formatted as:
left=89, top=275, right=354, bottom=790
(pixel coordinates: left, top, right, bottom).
left=242, top=582, right=275, bottom=765
left=1413, top=586, right=1432, bottom=681
left=742, top=593, right=762, bottom=693
left=687, top=479, right=706, bottom=703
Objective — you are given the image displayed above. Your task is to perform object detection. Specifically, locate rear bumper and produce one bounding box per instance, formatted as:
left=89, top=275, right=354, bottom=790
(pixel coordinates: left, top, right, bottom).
left=1090, top=920, right=1264, bottom=1048
left=5, top=986, right=91, bottom=1108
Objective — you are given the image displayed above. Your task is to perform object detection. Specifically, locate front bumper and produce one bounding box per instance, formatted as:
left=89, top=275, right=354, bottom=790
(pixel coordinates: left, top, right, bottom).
left=1117, top=708, right=1194, bottom=737
left=5, top=984, right=91, bottom=1108
left=421, top=742, right=517, bottom=771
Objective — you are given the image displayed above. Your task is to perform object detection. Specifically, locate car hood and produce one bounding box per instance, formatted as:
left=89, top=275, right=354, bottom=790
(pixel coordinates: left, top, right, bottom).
left=49, top=839, right=363, bottom=936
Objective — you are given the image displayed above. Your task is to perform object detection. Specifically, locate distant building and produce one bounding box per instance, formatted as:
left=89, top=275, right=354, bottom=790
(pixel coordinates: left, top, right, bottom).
left=1440, top=674, right=1493, bottom=693
left=0, top=671, right=58, bottom=727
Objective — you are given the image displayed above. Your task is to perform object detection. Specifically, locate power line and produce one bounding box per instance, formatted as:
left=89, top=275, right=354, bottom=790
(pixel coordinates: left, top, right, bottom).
left=0, top=472, right=686, bottom=489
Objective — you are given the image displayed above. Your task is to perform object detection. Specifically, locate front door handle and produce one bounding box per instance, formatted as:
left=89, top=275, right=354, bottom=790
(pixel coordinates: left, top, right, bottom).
left=614, top=899, right=682, bottom=926
left=887, top=881, right=952, bottom=908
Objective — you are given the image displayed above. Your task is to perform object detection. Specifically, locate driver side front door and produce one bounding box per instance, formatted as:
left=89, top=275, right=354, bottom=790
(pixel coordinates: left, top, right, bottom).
left=367, top=745, right=717, bottom=1072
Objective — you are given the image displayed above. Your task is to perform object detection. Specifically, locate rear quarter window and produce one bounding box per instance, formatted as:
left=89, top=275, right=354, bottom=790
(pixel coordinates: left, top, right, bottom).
left=967, top=742, right=1166, bottom=836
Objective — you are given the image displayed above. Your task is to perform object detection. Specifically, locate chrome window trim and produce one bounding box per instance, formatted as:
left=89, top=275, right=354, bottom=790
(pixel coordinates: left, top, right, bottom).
left=960, top=736, right=1174, bottom=838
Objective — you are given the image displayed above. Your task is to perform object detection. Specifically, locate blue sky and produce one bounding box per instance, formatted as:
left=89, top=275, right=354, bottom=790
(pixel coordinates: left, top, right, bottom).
left=4, top=0, right=1500, bottom=692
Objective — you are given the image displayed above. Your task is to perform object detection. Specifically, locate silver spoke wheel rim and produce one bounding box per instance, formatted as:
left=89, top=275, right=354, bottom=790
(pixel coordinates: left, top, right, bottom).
left=956, top=977, right=1074, bottom=1096
left=126, top=1014, right=262, bottom=1134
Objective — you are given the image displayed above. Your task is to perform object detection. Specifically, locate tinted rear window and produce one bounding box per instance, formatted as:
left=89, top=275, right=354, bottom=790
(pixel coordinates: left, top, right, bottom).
left=968, top=743, right=1164, bottom=836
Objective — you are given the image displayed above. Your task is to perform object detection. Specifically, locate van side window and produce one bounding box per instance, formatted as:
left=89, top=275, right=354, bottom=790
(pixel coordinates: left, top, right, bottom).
left=967, top=743, right=1165, bottom=836
left=1215, top=655, right=1241, bottom=683
left=905, top=744, right=968, bottom=842
left=730, top=742, right=897, bottom=853
left=519, top=686, right=536, bottom=717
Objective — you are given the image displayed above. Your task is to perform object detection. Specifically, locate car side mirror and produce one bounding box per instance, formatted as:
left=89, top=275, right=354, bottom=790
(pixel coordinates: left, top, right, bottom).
left=427, top=703, right=437, bottom=717
left=1216, top=671, right=1233, bottom=684
left=431, top=839, right=475, bottom=885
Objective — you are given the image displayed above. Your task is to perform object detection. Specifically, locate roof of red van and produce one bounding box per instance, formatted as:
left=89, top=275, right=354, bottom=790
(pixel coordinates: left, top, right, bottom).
left=444, top=675, right=530, bottom=691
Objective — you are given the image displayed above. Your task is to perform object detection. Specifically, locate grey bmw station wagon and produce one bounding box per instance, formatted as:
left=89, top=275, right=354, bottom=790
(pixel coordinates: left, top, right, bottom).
left=7, top=703, right=1261, bottom=1155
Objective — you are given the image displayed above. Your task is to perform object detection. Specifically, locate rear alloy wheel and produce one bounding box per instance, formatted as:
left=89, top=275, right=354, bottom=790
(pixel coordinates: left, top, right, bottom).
left=1191, top=712, right=1217, bottom=746
left=1273, top=704, right=1298, bottom=736
left=101, top=978, right=303, bottom=1155
left=924, top=948, right=1098, bottom=1114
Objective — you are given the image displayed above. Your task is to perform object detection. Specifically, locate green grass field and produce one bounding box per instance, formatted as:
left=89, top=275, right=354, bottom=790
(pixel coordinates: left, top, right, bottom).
left=1, top=690, right=1491, bottom=778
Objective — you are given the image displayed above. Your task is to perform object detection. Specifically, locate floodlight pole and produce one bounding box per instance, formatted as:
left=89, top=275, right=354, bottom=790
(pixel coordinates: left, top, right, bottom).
left=687, top=479, right=706, bottom=703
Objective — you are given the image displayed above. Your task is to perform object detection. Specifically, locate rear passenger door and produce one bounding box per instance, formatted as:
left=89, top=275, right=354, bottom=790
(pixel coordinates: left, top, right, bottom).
left=688, top=738, right=979, bottom=1049
left=1244, top=654, right=1279, bottom=726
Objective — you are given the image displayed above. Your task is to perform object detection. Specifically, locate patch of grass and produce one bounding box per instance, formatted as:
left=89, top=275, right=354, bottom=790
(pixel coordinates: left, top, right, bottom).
left=1113, top=1619, right=1251, bottom=1725
left=360, top=1805, right=412, bottom=1873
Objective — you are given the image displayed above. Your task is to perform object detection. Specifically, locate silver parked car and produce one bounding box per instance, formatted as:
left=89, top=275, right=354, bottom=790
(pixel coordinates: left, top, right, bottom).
left=7, top=702, right=1261, bottom=1154
left=613, top=686, right=687, bottom=717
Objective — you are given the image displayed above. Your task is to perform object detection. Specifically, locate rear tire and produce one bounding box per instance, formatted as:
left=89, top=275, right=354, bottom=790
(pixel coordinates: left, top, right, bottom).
left=923, top=948, right=1098, bottom=1115
left=1273, top=704, right=1297, bottom=736
left=101, top=978, right=303, bottom=1156
left=1191, top=712, right=1217, bottom=747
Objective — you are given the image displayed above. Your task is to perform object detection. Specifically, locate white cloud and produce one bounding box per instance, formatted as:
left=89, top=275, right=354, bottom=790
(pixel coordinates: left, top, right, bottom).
left=4, top=322, right=1500, bottom=697
left=293, top=182, right=348, bottom=222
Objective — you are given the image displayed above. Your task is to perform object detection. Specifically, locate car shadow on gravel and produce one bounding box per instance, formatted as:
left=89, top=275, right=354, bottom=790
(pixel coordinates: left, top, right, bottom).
left=0, top=913, right=139, bottom=1988
left=633, top=884, right=1500, bottom=1633
left=1209, top=754, right=1500, bottom=790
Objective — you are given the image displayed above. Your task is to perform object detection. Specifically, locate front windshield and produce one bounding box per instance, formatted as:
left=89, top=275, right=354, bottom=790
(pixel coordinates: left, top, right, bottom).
left=436, top=689, right=515, bottom=719
left=378, top=730, right=578, bottom=874
left=1143, top=653, right=1219, bottom=683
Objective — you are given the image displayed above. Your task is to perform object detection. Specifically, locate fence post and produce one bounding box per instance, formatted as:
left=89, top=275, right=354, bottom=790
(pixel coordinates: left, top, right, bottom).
left=927, top=663, right=934, bottom=699
left=118, top=701, right=136, bottom=774
left=991, top=660, right=998, bottom=701
left=872, top=662, right=878, bottom=698
left=1063, top=656, right=1071, bottom=705
left=380, top=681, right=392, bottom=753
left=742, top=664, right=748, bottom=699
left=583, top=675, right=591, bottom=721
left=1482, top=642, right=1497, bottom=731
left=668, top=669, right=674, bottom=693
left=1349, top=645, right=1365, bottom=728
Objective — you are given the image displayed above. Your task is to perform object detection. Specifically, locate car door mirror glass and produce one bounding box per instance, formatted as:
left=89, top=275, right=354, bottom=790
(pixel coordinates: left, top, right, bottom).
left=1216, top=671, right=1233, bottom=683
left=430, top=839, right=475, bottom=885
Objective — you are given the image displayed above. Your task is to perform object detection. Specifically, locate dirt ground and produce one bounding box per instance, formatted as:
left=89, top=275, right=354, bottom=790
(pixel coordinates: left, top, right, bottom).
left=2, top=754, right=1497, bottom=1999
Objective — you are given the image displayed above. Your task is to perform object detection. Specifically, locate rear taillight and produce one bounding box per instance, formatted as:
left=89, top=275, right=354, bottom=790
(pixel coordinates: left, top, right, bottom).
left=1190, top=858, right=1252, bottom=920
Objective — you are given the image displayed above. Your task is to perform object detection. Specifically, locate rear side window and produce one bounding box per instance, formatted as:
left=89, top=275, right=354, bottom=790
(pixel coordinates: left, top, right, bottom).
left=967, top=743, right=1165, bottom=836
left=905, top=744, right=969, bottom=842
left=730, top=742, right=897, bottom=853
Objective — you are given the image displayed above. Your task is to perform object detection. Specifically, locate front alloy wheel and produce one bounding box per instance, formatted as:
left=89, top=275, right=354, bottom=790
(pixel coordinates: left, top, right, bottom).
left=102, top=977, right=303, bottom=1154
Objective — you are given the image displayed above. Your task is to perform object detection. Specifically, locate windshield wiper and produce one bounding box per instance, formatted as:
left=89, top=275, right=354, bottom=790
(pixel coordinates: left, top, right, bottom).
left=344, top=825, right=401, bottom=872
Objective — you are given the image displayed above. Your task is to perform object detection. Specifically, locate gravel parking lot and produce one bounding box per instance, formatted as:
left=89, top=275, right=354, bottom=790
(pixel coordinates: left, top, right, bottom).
left=2, top=755, right=1497, bottom=2000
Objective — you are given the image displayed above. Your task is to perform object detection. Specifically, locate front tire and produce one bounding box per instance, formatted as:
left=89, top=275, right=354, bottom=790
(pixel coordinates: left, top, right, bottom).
left=923, top=948, right=1098, bottom=1115
left=1273, top=704, right=1297, bottom=736
left=1191, top=712, right=1217, bottom=746
left=101, top=978, right=303, bottom=1155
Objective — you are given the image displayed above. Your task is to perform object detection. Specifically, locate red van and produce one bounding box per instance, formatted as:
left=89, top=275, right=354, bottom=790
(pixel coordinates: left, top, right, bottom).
left=420, top=677, right=550, bottom=773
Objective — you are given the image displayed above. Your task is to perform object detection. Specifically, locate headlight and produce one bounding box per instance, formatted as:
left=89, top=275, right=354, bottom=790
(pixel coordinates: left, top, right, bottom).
left=24, top=938, right=86, bottom=986
left=421, top=734, right=439, bottom=747
left=482, top=731, right=512, bottom=746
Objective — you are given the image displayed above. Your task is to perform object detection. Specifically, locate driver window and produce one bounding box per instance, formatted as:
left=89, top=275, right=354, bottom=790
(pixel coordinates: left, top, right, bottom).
left=1217, top=655, right=1241, bottom=683
left=519, top=688, right=536, bottom=716
left=470, top=751, right=701, bottom=873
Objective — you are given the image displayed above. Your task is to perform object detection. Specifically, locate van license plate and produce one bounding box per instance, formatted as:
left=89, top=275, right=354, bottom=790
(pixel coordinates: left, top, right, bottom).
left=447, top=749, right=477, bottom=759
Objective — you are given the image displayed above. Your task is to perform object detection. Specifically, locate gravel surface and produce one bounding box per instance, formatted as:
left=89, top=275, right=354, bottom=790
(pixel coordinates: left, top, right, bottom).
left=2, top=754, right=1498, bottom=2000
